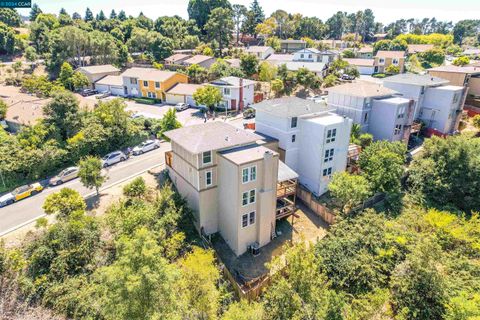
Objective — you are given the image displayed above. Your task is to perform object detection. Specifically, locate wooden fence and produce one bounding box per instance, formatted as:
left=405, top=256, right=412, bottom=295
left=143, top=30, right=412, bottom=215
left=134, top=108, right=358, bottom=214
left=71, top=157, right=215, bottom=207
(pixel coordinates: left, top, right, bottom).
left=296, top=186, right=337, bottom=225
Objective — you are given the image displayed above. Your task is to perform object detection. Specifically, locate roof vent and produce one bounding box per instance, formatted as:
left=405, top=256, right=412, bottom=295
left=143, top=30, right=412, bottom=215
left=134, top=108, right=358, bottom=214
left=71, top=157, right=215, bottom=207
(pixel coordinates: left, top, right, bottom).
left=225, top=136, right=230, bottom=141
left=431, top=77, right=434, bottom=81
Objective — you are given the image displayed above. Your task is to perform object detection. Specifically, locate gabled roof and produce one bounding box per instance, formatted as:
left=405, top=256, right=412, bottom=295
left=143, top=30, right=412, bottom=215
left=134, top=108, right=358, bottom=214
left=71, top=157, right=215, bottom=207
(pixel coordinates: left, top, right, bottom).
left=375, top=50, right=405, bottom=59
left=121, top=68, right=180, bottom=82
left=428, top=65, right=480, bottom=74
left=183, top=55, right=216, bottom=65
left=344, top=58, right=374, bottom=67
left=95, top=75, right=123, bottom=86
left=284, top=61, right=326, bottom=72
left=280, top=39, right=306, bottom=44
left=166, top=83, right=204, bottom=96
left=245, top=46, right=273, bottom=53
left=253, top=97, right=332, bottom=118
left=78, top=64, right=120, bottom=74
left=266, top=54, right=294, bottom=62
left=165, top=53, right=191, bottom=63
left=225, top=58, right=241, bottom=68
left=164, top=122, right=262, bottom=154
left=407, top=44, right=434, bottom=54
left=383, top=73, right=449, bottom=86
left=327, top=81, right=398, bottom=98
left=358, top=46, right=373, bottom=53
left=211, top=76, right=256, bottom=87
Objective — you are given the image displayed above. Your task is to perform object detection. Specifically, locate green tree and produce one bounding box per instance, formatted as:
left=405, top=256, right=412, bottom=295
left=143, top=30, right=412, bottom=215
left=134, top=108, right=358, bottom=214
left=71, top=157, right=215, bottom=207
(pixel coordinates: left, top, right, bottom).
left=258, top=61, right=277, bottom=82
left=358, top=133, right=373, bottom=149
left=205, top=7, right=234, bottom=53
left=186, top=63, right=208, bottom=84
left=160, top=108, right=182, bottom=138
left=78, top=156, right=106, bottom=196
left=342, top=49, right=355, bottom=58
left=323, top=74, right=339, bottom=87
left=419, top=48, right=445, bottom=65
left=193, top=85, right=223, bottom=110
left=240, top=54, right=259, bottom=77
left=84, top=8, right=94, bottom=22
left=452, top=56, right=470, bottom=66
left=385, top=64, right=400, bottom=74
left=0, top=99, right=7, bottom=120
left=232, top=4, right=247, bottom=45
left=43, top=188, right=87, bottom=220
left=0, top=8, right=21, bottom=27
left=29, top=4, right=42, bottom=22
left=359, top=141, right=406, bottom=194
left=43, top=91, right=81, bottom=140
left=328, top=172, right=371, bottom=213
left=123, top=177, right=147, bottom=199
left=187, top=0, right=232, bottom=32
left=270, top=79, right=284, bottom=97
left=472, top=114, right=480, bottom=129
left=222, top=300, right=264, bottom=320
left=59, top=62, right=75, bottom=90
left=25, top=46, right=37, bottom=62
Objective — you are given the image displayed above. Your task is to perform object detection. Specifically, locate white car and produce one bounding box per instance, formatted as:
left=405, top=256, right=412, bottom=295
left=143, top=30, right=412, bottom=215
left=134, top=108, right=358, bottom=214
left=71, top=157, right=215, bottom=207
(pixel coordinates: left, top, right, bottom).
left=102, top=151, right=127, bottom=167
left=0, top=192, right=15, bottom=207
left=174, top=103, right=189, bottom=111
left=132, top=139, right=161, bottom=155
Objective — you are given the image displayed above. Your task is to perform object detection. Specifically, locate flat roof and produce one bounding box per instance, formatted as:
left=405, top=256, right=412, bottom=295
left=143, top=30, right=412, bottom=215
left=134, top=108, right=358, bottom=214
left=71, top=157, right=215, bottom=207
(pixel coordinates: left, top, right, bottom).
left=253, top=97, right=332, bottom=118
left=164, top=122, right=262, bottom=154
left=219, top=145, right=277, bottom=165
left=303, top=113, right=347, bottom=126
left=383, top=73, right=449, bottom=86
left=327, top=81, right=398, bottom=98
left=428, top=65, right=480, bottom=74
left=376, top=97, right=411, bottom=104
left=284, top=61, right=326, bottom=72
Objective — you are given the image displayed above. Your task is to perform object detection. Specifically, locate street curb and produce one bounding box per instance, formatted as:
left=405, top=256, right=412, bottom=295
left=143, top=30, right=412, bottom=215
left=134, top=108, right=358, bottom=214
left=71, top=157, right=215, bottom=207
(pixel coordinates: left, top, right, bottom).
left=0, top=163, right=164, bottom=237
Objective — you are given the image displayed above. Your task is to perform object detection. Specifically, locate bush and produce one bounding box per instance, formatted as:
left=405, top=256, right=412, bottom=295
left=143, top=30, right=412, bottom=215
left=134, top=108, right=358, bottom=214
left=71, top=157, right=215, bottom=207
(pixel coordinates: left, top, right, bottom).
left=123, top=177, right=147, bottom=198
left=372, top=73, right=386, bottom=78
left=133, top=97, right=161, bottom=105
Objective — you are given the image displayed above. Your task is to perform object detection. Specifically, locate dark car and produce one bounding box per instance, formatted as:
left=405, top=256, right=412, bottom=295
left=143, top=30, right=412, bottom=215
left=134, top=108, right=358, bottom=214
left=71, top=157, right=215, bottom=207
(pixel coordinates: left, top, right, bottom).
left=341, top=74, right=355, bottom=81
left=243, top=108, right=255, bottom=119
left=80, top=88, right=98, bottom=97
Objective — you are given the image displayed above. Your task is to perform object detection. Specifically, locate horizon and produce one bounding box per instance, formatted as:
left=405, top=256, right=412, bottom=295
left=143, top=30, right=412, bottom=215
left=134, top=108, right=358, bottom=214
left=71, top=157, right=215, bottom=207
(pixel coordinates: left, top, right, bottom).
left=17, top=0, right=480, bottom=25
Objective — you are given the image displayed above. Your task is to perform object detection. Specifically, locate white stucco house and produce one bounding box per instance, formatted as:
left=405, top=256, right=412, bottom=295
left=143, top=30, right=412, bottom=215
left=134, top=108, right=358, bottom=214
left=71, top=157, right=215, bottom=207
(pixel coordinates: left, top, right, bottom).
left=210, top=77, right=256, bottom=111
left=94, top=75, right=125, bottom=96
left=245, top=46, right=275, bottom=60
left=293, top=48, right=338, bottom=64
left=165, top=83, right=204, bottom=107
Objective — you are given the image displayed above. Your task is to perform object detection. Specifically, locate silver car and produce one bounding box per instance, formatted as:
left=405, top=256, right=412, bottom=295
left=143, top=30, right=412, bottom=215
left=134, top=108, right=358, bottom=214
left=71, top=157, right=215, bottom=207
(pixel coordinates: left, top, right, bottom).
left=174, top=103, right=189, bottom=111
left=0, top=192, right=15, bottom=207
left=132, top=139, right=161, bottom=155
left=50, top=166, right=80, bottom=186
left=102, top=151, right=127, bottom=168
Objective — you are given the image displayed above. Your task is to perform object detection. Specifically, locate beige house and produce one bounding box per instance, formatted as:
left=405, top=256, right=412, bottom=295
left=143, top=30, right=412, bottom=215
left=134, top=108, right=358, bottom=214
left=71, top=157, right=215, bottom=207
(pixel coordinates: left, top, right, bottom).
left=407, top=44, right=434, bottom=55
left=374, top=51, right=406, bottom=73
left=182, top=55, right=217, bottom=68
left=165, top=53, right=192, bottom=65
left=77, top=64, right=121, bottom=87
left=428, top=65, right=480, bottom=97
left=165, top=122, right=298, bottom=256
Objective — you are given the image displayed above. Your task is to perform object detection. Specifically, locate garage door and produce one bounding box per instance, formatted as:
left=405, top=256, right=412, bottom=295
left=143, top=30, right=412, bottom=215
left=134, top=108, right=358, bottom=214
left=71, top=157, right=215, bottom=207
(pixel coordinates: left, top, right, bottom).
left=165, top=93, right=185, bottom=105
left=358, top=66, right=374, bottom=75
left=95, top=84, right=109, bottom=92
left=110, top=86, right=124, bottom=96
left=186, top=95, right=197, bottom=107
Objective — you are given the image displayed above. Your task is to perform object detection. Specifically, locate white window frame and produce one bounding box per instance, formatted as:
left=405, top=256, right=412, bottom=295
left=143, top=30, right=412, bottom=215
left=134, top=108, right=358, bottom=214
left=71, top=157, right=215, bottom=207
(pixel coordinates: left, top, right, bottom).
left=205, top=170, right=212, bottom=187
left=241, top=213, right=248, bottom=228
left=249, top=211, right=255, bottom=225
left=147, top=92, right=156, bottom=98
left=394, top=124, right=402, bottom=135
left=326, top=128, right=336, bottom=143
left=143, top=80, right=148, bottom=87
left=250, top=166, right=256, bottom=182
left=324, top=148, right=334, bottom=163
left=242, top=191, right=249, bottom=206
left=291, top=117, right=298, bottom=128
left=130, top=78, right=137, bottom=85
left=202, top=151, right=212, bottom=165
left=392, top=58, right=399, bottom=65
left=223, top=87, right=231, bottom=96
left=249, top=189, right=256, bottom=204
left=155, top=81, right=160, bottom=88
left=322, top=167, right=333, bottom=177
left=397, top=106, right=405, bottom=119
left=242, top=168, right=249, bottom=184
left=292, top=134, right=296, bottom=143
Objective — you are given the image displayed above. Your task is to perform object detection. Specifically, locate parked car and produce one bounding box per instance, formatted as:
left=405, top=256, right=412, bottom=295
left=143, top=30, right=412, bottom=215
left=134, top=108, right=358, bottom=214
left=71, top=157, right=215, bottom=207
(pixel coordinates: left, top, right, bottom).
left=307, top=95, right=327, bottom=103
left=341, top=74, right=355, bottom=81
left=0, top=192, right=15, bottom=207
left=102, top=151, right=127, bottom=167
left=0, top=183, right=44, bottom=207
left=80, top=88, right=98, bottom=96
left=243, top=108, right=255, bottom=119
left=96, top=91, right=111, bottom=99
left=49, top=166, right=80, bottom=186
left=174, top=103, right=189, bottom=111
left=132, top=139, right=161, bottom=155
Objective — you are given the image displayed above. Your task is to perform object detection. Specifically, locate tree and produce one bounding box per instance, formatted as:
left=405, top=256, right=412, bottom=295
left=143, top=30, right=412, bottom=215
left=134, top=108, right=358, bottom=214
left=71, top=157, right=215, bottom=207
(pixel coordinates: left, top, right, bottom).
left=109, top=10, right=117, bottom=20
left=0, top=99, right=7, bottom=120
left=72, top=12, right=81, bottom=20
left=328, top=172, right=372, bottom=213
left=358, top=133, right=373, bottom=149
left=96, top=10, right=106, bottom=21
left=232, top=4, right=247, bottom=45
left=472, top=114, right=480, bottom=129
left=78, top=156, right=106, bottom=196
left=390, top=240, right=447, bottom=320
left=160, top=108, right=182, bottom=138
left=0, top=9, right=21, bottom=27
left=59, top=62, right=75, bottom=89
left=222, top=300, right=264, bottom=320
left=258, top=61, right=277, bottom=82
left=193, top=85, right=223, bottom=110
left=187, top=0, right=231, bottom=32
left=326, top=11, right=347, bottom=39
left=420, top=48, right=445, bottom=65
left=43, top=91, right=81, bottom=140
left=270, top=79, right=284, bottom=97
left=118, top=10, right=127, bottom=21
left=323, top=74, right=339, bottom=87
left=204, top=8, right=234, bottom=53
left=240, top=54, right=259, bottom=77
left=296, top=67, right=321, bottom=90
left=266, top=36, right=281, bottom=52
left=342, top=49, right=355, bottom=58
left=95, top=228, right=179, bottom=320
left=385, top=64, right=400, bottom=74
left=29, top=4, right=42, bottom=22
left=452, top=56, right=470, bottom=66
left=186, top=63, right=208, bottom=84
left=359, top=141, right=406, bottom=194
left=84, top=8, right=94, bottom=22
left=43, top=188, right=87, bottom=220
left=123, top=177, right=147, bottom=199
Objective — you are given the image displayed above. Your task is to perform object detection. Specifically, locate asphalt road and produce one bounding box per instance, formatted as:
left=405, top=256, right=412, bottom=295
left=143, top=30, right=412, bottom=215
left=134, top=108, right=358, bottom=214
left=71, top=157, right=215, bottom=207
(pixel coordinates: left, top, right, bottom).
left=0, top=145, right=169, bottom=236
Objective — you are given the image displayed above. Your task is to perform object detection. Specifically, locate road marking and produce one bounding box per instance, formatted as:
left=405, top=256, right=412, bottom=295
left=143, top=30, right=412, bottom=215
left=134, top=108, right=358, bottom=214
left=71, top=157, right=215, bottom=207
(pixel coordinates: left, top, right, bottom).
left=0, top=163, right=164, bottom=237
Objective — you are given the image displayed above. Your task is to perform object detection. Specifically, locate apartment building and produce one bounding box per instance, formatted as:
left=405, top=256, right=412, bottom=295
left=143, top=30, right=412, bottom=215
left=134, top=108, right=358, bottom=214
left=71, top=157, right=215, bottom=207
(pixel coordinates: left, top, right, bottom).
left=165, top=122, right=298, bottom=256
left=374, top=51, right=406, bottom=73
left=327, top=81, right=414, bottom=142
left=254, top=97, right=352, bottom=196
left=121, top=68, right=188, bottom=100
left=384, top=73, right=467, bottom=135
left=428, top=65, right=480, bottom=97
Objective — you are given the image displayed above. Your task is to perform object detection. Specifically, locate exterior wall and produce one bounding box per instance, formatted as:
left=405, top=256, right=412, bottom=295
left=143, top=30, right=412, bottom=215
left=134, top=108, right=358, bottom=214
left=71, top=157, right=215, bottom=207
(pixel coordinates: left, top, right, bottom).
left=357, top=52, right=373, bottom=59
left=215, top=84, right=255, bottom=110
left=383, top=81, right=425, bottom=118
left=95, top=83, right=124, bottom=96
left=122, top=76, right=140, bottom=97
left=469, top=77, right=480, bottom=96
left=369, top=99, right=410, bottom=141
left=255, top=111, right=294, bottom=150
left=422, top=87, right=465, bottom=134
left=280, top=43, right=306, bottom=53
left=79, top=70, right=120, bottom=86
left=374, top=57, right=405, bottom=73
left=357, top=66, right=375, bottom=75
left=139, top=74, right=188, bottom=100
left=427, top=71, right=467, bottom=86
left=296, top=116, right=351, bottom=196
left=327, top=92, right=370, bottom=131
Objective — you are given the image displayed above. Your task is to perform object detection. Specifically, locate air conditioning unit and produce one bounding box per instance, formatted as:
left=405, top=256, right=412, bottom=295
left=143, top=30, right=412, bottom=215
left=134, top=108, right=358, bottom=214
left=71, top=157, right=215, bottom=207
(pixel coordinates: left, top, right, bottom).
left=250, top=242, right=260, bottom=256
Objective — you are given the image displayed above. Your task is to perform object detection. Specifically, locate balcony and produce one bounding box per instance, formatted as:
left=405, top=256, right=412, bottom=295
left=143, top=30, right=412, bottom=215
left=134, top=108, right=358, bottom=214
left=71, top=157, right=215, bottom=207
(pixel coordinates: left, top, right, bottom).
left=276, top=197, right=296, bottom=219
left=165, top=150, right=173, bottom=168
left=276, top=162, right=298, bottom=220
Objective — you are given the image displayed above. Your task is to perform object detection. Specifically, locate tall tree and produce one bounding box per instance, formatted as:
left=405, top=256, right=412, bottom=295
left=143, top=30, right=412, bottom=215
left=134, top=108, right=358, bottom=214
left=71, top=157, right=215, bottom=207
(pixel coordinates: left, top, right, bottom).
left=204, top=7, right=234, bottom=52
left=118, top=10, right=127, bottom=21
left=326, top=11, right=347, bottom=39
left=78, top=156, right=106, bottom=196
left=187, top=0, right=231, bottom=32
left=96, top=10, right=106, bottom=21
left=232, top=4, right=247, bottom=45
left=110, top=9, right=117, bottom=20
left=29, top=3, right=42, bottom=22
left=43, top=91, right=81, bottom=140
left=84, top=8, right=94, bottom=22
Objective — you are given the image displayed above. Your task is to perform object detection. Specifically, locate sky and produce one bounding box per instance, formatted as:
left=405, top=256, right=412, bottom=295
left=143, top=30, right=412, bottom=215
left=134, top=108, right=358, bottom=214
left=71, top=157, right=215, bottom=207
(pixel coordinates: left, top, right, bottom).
left=17, top=0, right=480, bottom=24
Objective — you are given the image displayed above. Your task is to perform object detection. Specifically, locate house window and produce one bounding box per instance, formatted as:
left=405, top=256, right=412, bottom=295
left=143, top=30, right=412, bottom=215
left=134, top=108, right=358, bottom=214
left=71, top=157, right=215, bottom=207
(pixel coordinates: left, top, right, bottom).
left=223, top=88, right=231, bottom=96
left=308, top=54, right=312, bottom=59
left=291, top=117, right=298, bottom=128
left=326, top=129, right=336, bottom=143
left=397, top=106, right=405, bottom=119
left=202, top=151, right=212, bottom=164
left=250, top=166, right=256, bottom=181
left=394, top=124, right=402, bottom=135
left=392, top=58, right=399, bottom=65
left=242, top=192, right=249, bottom=206
left=453, top=93, right=460, bottom=104
left=300, top=54, right=304, bottom=58
left=291, top=134, right=296, bottom=143
left=205, top=170, right=212, bottom=186
left=249, top=189, right=256, bottom=204
left=249, top=211, right=255, bottom=225
left=147, top=92, right=156, bottom=98
left=379, top=58, right=385, bottom=64
left=143, top=80, right=148, bottom=87
left=242, top=168, right=249, bottom=183
left=324, top=148, right=334, bottom=162
left=322, top=167, right=333, bottom=177
left=130, top=78, right=137, bottom=85
left=155, top=81, right=160, bottom=88
left=242, top=214, right=248, bottom=227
